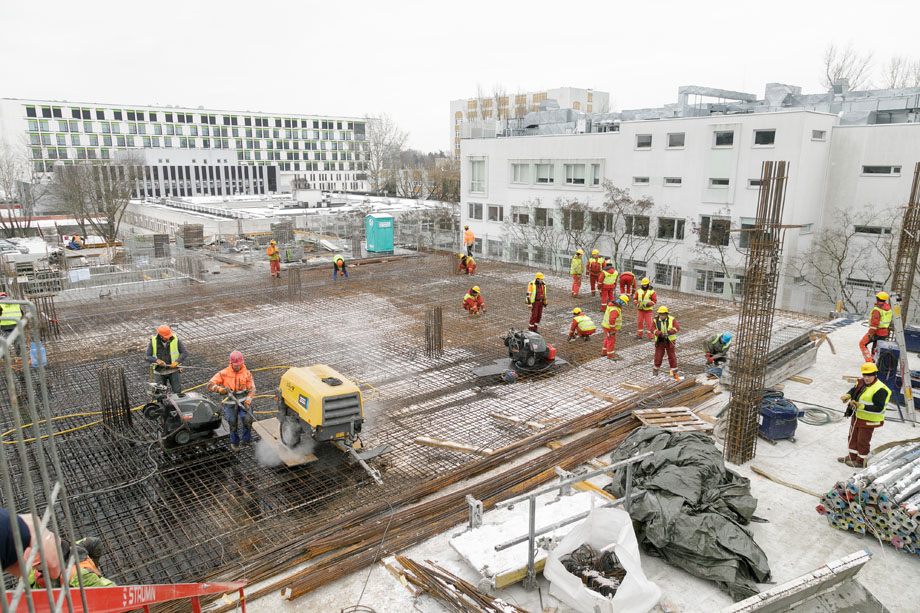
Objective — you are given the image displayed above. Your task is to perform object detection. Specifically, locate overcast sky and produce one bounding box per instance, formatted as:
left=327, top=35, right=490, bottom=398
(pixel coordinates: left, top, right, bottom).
left=2, top=1, right=917, bottom=153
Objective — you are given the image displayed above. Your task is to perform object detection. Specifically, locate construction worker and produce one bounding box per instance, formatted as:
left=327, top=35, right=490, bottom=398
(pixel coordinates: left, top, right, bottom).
left=458, top=253, right=476, bottom=275
left=652, top=306, right=681, bottom=379
left=600, top=263, right=619, bottom=311
left=586, top=250, right=605, bottom=296
left=29, top=536, right=114, bottom=589
left=602, top=295, right=628, bottom=358
left=208, top=351, right=256, bottom=451
left=526, top=273, right=548, bottom=332
left=568, top=307, right=596, bottom=341
left=463, top=286, right=485, bottom=315
left=0, top=293, right=22, bottom=338
left=859, top=291, right=892, bottom=362
left=569, top=250, right=584, bottom=297
left=266, top=240, right=281, bottom=278
left=635, top=278, right=657, bottom=339
left=463, top=225, right=475, bottom=257
left=839, top=362, right=891, bottom=468
left=619, top=270, right=637, bottom=300
left=707, top=332, right=733, bottom=365
left=1, top=510, right=60, bottom=579
left=333, top=255, right=348, bottom=279
left=144, top=325, right=188, bottom=394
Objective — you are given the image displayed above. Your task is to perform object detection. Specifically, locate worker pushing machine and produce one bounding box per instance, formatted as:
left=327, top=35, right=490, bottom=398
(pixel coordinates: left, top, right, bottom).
left=706, top=332, right=733, bottom=365
left=652, top=306, right=681, bottom=379
left=29, top=536, right=114, bottom=589
left=635, top=278, right=657, bottom=339
left=463, top=286, right=485, bottom=315
left=568, top=307, right=596, bottom=341
left=463, top=225, right=475, bottom=257
left=526, top=273, right=548, bottom=332
left=144, top=325, right=188, bottom=394
left=859, top=291, right=892, bottom=362
left=458, top=253, right=476, bottom=275
left=600, top=263, right=619, bottom=312
left=601, top=295, right=628, bottom=359
left=569, top=249, right=584, bottom=297
left=619, top=270, right=637, bottom=300
left=586, top=250, right=605, bottom=296
left=333, top=255, right=348, bottom=279
left=266, top=240, right=281, bottom=278
left=839, top=362, right=891, bottom=468
left=208, top=351, right=256, bottom=451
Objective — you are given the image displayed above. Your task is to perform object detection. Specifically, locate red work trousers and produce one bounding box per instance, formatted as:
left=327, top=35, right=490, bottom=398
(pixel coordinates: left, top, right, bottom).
left=601, top=286, right=617, bottom=310
left=528, top=302, right=544, bottom=331
left=654, top=340, right=677, bottom=368
left=571, top=274, right=582, bottom=296
left=269, top=260, right=280, bottom=277
left=589, top=273, right=601, bottom=295
left=637, top=310, right=654, bottom=339
left=619, top=279, right=635, bottom=298
left=858, top=332, right=885, bottom=362
left=574, top=329, right=595, bottom=339
left=848, top=417, right=882, bottom=462
left=602, top=329, right=617, bottom=356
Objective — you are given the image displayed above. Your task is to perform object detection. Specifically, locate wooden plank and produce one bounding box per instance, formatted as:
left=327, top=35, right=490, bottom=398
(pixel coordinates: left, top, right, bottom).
left=489, top=412, right=545, bottom=431
left=414, top=436, right=493, bottom=456
left=584, top=388, right=619, bottom=403
left=621, top=382, right=646, bottom=391
left=251, top=418, right=318, bottom=466
left=842, top=375, right=860, bottom=383
left=493, top=558, right=547, bottom=589
left=380, top=559, right=420, bottom=597
left=788, top=375, right=813, bottom=384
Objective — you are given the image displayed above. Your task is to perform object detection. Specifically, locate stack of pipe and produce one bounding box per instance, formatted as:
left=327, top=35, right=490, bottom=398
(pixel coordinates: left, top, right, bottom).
left=817, top=442, right=920, bottom=554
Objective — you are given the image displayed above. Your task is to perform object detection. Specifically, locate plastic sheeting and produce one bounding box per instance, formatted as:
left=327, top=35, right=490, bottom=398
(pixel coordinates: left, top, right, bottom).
left=604, top=426, right=771, bottom=601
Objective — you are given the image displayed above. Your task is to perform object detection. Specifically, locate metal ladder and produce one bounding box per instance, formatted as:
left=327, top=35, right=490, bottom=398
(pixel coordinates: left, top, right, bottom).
left=887, top=293, right=917, bottom=426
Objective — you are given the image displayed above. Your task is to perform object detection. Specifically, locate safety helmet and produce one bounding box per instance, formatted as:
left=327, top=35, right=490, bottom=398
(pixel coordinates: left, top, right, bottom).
left=861, top=362, right=879, bottom=375
left=157, top=324, right=172, bottom=338
left=573, top=307, right=582, bottom=315
left=471, top=286, right=480, bottom=293
left=229, top=350, right=244, bottom=366
left=576, top=249, right=583, bottom=255
left=457, top=253, right=464, bottom=258
left=0, top=292, right=7, bottom=298
left=604, top=263, right=612, bottom=270
left=618, top=294, right=630, bottom=305
left=657, top=306, right=669, bottom=314
left=640, top=277, right=650, bottom=285
left=591, top=249, right=599, bottom=255
left=270, top=240, right=276, bottom=245
left=876, top=291, right=889, bottom=302
left=535, top=272, right=544, bottom=279
left=722, top=332, right=733, bottom=343
left=464, top=225, right=469, bottom=230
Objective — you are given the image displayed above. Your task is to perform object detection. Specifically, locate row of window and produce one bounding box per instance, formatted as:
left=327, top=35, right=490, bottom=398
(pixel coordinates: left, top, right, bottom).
left=632, top=128, right=828, bottom=150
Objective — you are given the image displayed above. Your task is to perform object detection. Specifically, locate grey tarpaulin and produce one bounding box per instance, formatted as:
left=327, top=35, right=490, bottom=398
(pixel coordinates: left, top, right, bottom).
left=603, top=426, right=771, bottom=601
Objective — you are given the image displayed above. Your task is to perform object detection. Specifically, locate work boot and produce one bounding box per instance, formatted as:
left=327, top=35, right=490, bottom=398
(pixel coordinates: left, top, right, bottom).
left=652, top=367, right=660, bottom=376
left=242, top=441, right=252, bottom=447
left=670, top=368, right=682, bottom=381
left=837, top=457, right=863, bottom=468
left=582, top=335, right=590, bottom=342
left=230, top=444, right=240, bottom=452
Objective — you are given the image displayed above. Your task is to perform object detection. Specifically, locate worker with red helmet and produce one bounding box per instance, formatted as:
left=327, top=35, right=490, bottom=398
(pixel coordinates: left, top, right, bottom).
left=859, top=291, right=892, bottom=362
left=266, top=240, right=281, bottom=278
left=144, top=325, right=188, bottom=394
left=619, top=270, right=637, bottom=300
left=208, top=351, right=256, bottom=451
left=463, top=286, right=485, bottom=315
left=599, top=263, right=619, bottom=312
left=458, top=253, right=477, bottom=275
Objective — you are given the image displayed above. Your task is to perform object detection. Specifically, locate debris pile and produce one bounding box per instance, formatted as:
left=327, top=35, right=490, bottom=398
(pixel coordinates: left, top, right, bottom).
left=393, top=556, right=527, bottom=613
left=560, top=544, right=628, bottom=598
left=817, top=442, right=920, bottom=555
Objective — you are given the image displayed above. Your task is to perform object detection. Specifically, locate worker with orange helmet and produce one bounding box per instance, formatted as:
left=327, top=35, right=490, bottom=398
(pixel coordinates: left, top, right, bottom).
left=859, top=291, right=892, bottom=362
left=266, top=239, right=281, bottom=278
left=458, top=253, right=477, bottom=275
left=463, top=286, right=485, bottom=315
left=568, top=307, right=596, bottom=341
left=586, top=250, right=605, bottom=296
left=526, top=273, right=548, bottom=332
left=463, top=225, right=475, bottom=257
left=144, top=325, right=188, bottom=393
left=333, top=255, right=348, bottom=279
left=208, top=351, right=256, bottom=451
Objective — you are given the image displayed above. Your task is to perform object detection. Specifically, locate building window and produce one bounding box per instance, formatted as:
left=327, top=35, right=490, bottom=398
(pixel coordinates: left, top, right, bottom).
left=657, top=217, right=685, bottom=240
left=861, top=165, right=901, bottom=176
left=591, top=212, right=613, bottom=232
left=71, top=135, right=80, bottom=146
left=534, top=207, right=553, bottom=227
left=748, top=179, right=763, bottom=188
left=625, top=215, right=650, bottom=236
left=811, top=130, right=826, bottom=141
left=667, top=133, right=685, bottom=148
left=470, top=160, right=485, bottom=192
left=632, top=176, right=650, bottom=185
left=591, top=163, right=601, bottom=185
left=696, top=270, right=724, bottom=294
left=487, top=239, right=503, bottom=257
left=622, top=258, right=647, bottom=279
left=564, top=164, right=585, bottom=185
left=512, top=163, right=530, bottom=184
left=636, top=134, right=652, bottom=149
left=738, top=222, right=758, bottom=249
left=714, top=131, right=734, bottom=147
left=699, top=215, right=731, bottom=246
left=854, top=225, right=892, bottom=235
left=709, top=178, right=730, bottom=188
left=562, top=209, right=584, bottom=231
left=655, top=263, right=681, bottom=287
left=664, top=177, right=682, bottom=186
left=799, top=223, right=813, bottom=234
left=535, top=164, right=554, bottom=184
left=488, top=204, right=504, bottom=222
left=26, top=106, right=36, bottom=118
left=468, top=202, right=483, bottom=220
left=753, top=129, right=776, bottom=146
left=512, top=206, right=530, bottom=225
left=845, top=277, right=884, bottom=295
left=113, top=110, right=122, bottom=121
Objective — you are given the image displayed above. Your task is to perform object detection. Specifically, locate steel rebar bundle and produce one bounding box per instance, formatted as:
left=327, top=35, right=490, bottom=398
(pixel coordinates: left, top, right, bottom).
left=724, top=160, right=790, bottom=464
left=891, top=162, right=920, bottom=319
left=98, top=364, right=132, bottom=432
left=287, top=266, right=303, bottom=301
left=394, top=556, right=528, bottom=613
left=425, top=306, right=443, bottom=358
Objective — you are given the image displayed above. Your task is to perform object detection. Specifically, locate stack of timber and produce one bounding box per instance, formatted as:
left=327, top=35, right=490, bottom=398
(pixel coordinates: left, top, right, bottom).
left=177, top=224, right=204, bottom=247
left=721, top=324, right=818, bottom=388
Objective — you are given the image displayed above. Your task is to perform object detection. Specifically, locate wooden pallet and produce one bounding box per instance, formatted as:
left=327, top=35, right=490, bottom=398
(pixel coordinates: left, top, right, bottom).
left=632, top=407, right=714, bottom=432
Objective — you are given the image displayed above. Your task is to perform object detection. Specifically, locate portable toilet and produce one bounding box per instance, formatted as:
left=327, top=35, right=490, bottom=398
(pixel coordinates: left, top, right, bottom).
left=365, top=213, right=394, bottom=253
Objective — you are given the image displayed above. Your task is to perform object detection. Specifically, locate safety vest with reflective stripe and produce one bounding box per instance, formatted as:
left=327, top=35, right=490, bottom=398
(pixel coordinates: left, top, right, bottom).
left=574, top=314, right=596, bottom=333
left=872, top=305, right=893, bottom=330
left=0, top=302, right=22, bottom=327
left=601, top=268, right=619, bottom=288
left=602, top=305, right=622, bottom=331
left=266, top=245, right=280, bottom=261
left=527, top=280, right=546, bottom=305
left=855, top=379, right=891, bottom=423
left=636, top=288, right=655, bottom=310
left=464, top=229, right=475, bottom=245
left=462, top=256, right=475, bottom=268
left=569, top=256, right=584, bottom=275
left=655, top=315, right=676, bottom=341
left=151, top=335, right=180, bottom=363
left=29, top=556, right=112, bottom=589
left=587, top=257, right=605, bottom=274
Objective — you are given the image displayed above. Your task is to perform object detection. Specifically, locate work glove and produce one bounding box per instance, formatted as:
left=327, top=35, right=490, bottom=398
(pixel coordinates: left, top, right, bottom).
left=218, top=386, right=229, bottom=395
left=668, top=328, right=676, bottom=335
left=841, top=394, right=851, bottom=403
left=170, top=362, right=179, bottom=368
left=706, top=354, right=713, bottom=364
left=156, top=359, right=167, bottom=366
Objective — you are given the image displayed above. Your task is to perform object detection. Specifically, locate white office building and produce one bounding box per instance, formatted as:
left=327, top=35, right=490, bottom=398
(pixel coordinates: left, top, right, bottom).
left=0, top=98, right=370, bottom=195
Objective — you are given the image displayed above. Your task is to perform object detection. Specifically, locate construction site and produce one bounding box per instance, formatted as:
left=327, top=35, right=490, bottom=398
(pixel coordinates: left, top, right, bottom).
left=2, top=163, right=920, bottom=613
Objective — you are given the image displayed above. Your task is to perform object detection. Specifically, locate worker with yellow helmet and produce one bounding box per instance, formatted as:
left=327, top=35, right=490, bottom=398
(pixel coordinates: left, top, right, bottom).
left=266, top=239, right=281, bottom=278
left=568, top=307, right=596, bottom=341
left=601, top=295, right=629, bottom=359
left=652, top=306, right=681, bottom=379
left=586, top=249, right=605, bottom=296
left=526, top=272, right=548, bottom=332
left=839, top=362, right=891, bottom=468
left=859, top=291, right=892, bottom=362
left=570, top=249, right=585, bottom=297
left=635, top=277, right=657, bottom=339
left=463, top=285, right=485, bottom=316
left=457, top=252, right=477, bottom=275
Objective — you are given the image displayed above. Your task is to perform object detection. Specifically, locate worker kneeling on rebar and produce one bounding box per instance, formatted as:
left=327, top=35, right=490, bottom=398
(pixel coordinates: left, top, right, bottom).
left=838, top=362, right=891, bottom=468
left=706, top=332, right=733, bottom=366
left=463, top=286, right=485, bottom=315
left=29, top=536, right=115, bottom=589
left=208, top=351, right=256, bottom=451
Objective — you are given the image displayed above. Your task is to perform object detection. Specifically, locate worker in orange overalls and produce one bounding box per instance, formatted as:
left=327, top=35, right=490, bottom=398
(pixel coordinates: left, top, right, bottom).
left=568, top=307, right=596, bottom=341
left=602, top=295, right=628, bottom=358
left=527, top=273, right=547, bottom=332
left=586, top=250, right=605, bottom=296
left=463, top=225, right=475, bottom=257
left=458, top=253, right=477, bottom=275
left=635, top=278, right=657, bottom=339
left=463, top=286, right=485, bottom=315
left=208, top=351, right=256, bottom=451
left=619, top=270, right=637, bottom=300
left=570, top=250, right=584, bottom=297
left=266, top=240, right=281, bottom=278
left=600, top=264, right=619, bottom=312
left=859, top=291, right=892, bottom=362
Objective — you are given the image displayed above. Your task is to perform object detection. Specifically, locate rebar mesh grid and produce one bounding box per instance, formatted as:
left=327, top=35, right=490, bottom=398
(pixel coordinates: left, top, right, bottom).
left=892, top=162, right=920, bottom=318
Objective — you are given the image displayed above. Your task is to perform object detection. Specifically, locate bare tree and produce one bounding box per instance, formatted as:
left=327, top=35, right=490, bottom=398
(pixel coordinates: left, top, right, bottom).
left=596, top=180, right=655, bottom=268
left=492, top=84, right=508, bottom=121
left=501, top=198, right=568, bottom=269
left=475, top=84, right=489, bottom=120
left=364, top=113, right=408, bottom=196
left=424, top=156, right=460, bottom=203
left=882, top=55, right=920, bottom=88
left=688, top=210, right=746, bottom=302
left=513, top=89, right=528, bottom=119
left=822, top=43, right=873, bottom=91
left=0, top=141, right=50, bottom=238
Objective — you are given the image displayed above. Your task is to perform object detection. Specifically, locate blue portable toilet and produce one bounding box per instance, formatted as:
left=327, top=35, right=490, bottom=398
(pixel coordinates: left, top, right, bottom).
left=365, top=213, right=394, bottom=253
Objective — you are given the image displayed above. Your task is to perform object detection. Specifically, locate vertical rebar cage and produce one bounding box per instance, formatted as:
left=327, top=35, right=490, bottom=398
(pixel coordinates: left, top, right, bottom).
left=723, top=161, right=790, bottom=464
left=1, top=300, right=86, bottom=612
